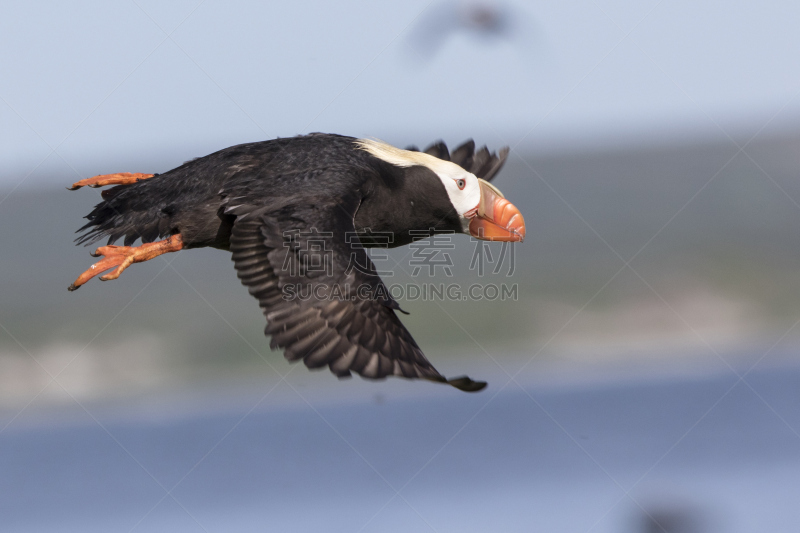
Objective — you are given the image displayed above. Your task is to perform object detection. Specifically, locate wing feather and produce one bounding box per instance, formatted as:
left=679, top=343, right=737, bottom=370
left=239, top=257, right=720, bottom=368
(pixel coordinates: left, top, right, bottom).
left=228, top=188, right=485, bottom=392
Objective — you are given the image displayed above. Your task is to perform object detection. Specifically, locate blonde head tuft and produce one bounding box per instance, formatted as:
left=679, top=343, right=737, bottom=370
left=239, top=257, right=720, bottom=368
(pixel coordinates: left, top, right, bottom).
left=354, top=138, right=465, bottom=180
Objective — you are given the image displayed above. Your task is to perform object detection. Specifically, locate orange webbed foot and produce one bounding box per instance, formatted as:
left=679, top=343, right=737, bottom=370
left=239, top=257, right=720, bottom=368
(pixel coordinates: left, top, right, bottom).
left=68, top=235, right=184, bottom=291
left=68, top=172, right=155, bottom=191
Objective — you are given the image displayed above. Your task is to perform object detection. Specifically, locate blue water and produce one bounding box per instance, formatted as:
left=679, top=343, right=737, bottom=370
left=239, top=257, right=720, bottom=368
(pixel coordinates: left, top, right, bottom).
left=2, top=364, right=800, bottom=533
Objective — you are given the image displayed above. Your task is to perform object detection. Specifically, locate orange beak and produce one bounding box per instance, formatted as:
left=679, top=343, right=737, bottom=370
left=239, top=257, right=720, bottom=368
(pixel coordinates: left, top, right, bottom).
left=468, top=179, right=525, bottom=242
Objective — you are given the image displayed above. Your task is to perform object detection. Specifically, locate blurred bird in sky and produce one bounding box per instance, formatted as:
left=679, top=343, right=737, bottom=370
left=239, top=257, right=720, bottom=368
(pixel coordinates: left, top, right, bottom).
left=405, top=1, right=524, bottom=60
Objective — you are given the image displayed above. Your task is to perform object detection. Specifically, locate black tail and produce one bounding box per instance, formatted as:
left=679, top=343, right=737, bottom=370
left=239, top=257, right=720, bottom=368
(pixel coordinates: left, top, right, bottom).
left=75, top=180, right=172, bottom=247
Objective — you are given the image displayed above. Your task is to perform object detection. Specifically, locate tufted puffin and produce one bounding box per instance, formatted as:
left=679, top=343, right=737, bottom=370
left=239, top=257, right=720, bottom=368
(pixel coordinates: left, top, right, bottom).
left=68, top=133, right=525, bottom=392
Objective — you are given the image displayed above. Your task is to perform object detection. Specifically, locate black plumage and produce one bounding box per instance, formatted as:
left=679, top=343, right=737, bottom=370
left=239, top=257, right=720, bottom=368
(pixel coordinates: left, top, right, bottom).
left=73, top=133, right=513, bottom=392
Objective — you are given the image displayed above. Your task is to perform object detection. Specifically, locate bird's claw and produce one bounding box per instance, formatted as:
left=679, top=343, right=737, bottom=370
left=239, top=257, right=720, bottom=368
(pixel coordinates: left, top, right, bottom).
left=68, top=235, right=184, bottom=291
left=69, top=172, right=155, bottom=191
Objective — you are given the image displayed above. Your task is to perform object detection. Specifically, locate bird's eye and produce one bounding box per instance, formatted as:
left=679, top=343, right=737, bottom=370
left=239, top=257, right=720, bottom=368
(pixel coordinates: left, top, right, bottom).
left=456, top=179, right=466, bottom=190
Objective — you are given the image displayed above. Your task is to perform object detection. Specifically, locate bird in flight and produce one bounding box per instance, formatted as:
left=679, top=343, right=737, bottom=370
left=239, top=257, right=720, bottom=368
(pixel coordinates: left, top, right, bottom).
left=68, top=134, right=525, bottom=392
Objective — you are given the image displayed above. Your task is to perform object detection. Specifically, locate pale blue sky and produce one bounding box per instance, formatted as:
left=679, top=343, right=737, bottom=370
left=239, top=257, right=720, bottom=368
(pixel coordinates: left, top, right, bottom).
left=2, top=0, right=799, bottom=186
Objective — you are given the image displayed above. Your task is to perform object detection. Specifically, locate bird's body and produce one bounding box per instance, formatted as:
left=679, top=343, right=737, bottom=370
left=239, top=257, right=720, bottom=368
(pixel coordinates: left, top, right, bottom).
left=78, top=134, right=470, bottom=251
left=69, top=133, right=524, bottom=392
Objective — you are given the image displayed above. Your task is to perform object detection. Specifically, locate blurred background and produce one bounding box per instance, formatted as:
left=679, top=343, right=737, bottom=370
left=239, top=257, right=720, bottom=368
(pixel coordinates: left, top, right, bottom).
left=2, top=1, right=800, bottom=531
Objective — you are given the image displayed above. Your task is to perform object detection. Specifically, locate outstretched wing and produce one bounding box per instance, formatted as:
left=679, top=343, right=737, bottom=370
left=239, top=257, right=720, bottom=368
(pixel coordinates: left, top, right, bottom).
left=406, top=139, right=509, bottom=182
left=228, top=191, right=486, bottom=392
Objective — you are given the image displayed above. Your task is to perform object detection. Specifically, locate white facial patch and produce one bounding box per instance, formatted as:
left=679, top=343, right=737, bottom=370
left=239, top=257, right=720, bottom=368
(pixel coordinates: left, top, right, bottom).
left=355, top=138, right=481, bottom=225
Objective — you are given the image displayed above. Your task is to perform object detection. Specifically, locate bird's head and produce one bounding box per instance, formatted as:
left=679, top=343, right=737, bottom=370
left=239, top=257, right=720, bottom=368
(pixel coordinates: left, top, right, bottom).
left=356, top=138, right=525, bottom=242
